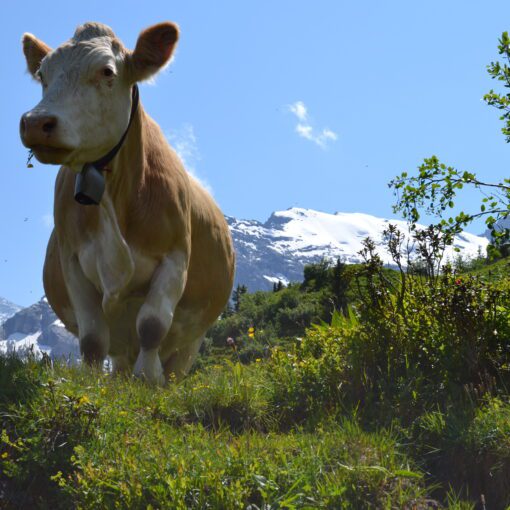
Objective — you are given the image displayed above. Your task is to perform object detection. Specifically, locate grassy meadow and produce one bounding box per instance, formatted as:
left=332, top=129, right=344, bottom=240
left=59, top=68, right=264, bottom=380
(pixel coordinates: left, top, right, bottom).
left=1, top=251, right=509, bottom=509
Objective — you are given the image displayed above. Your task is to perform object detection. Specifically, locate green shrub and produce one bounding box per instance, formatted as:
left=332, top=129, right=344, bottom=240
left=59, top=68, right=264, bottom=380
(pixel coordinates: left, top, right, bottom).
left=0, top=353, right=43, bottom=405
left=268, top=315, right=352, bottom=428
left=1, top=371, right=99, bottom=509
left=346, top=261, right=510, bottom=421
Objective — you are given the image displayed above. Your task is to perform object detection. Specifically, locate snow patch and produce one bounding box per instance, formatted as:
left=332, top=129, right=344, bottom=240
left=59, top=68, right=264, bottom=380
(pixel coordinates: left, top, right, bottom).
left=263, top=275, right=290, bottom=285
left=0, top=331, right=47, bottom=357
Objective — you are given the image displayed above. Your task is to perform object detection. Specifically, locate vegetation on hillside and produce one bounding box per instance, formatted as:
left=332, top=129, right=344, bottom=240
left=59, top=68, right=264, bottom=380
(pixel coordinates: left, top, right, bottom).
left=205, top=259, right=356, bottom=363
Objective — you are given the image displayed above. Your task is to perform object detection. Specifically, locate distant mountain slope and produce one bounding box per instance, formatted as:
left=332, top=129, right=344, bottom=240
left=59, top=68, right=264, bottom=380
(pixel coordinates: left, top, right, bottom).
left=229, top=207, right=488, bottom=291
left=0, top=297, right=22, bottom=325
left=0, top=298, right=79, bottom=360
left=483, top=216, right=510, bottom=240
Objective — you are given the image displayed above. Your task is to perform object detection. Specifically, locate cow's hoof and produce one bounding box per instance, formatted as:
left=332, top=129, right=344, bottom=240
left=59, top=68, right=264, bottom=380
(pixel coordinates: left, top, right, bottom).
left=133, top=349, right=165, bottom=386
left=133, top=369, right=166, bottom=386
left=80, top=333, right=107, bottom=366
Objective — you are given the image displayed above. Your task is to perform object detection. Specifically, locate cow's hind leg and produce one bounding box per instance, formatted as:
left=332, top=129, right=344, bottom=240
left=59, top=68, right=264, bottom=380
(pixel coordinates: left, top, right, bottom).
left=111, top=355, right=130, bottom=375
left=134, top=250, right=187, bottom=385
left=163, top=334, right=204, bottom=382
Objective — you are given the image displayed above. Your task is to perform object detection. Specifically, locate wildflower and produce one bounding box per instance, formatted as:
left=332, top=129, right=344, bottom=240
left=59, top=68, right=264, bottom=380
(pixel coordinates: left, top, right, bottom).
left=248, top=327, right=255, bottom=338
left=78, top=395, right=90, bottom=406
left=226, top=337, right=236, bottom=350
left=255, top=358, right=261, bottom=363
left=455, top=278, right=462, bottom=285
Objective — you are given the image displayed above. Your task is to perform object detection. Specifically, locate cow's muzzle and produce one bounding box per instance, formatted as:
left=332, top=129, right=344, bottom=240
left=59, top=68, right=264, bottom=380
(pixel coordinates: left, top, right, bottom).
left=20, top=111, right=58, bottom=145
left=20, top=111, right=73, bottom=163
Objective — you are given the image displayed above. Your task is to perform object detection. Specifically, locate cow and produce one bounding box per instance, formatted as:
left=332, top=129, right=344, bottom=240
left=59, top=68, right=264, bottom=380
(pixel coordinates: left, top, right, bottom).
left=19, top=22, right=235, bottom=384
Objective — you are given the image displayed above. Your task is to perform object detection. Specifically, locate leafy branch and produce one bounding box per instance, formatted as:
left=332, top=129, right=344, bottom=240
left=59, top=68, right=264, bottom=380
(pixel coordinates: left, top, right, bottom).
left=389, top=32, right=510, bottom=252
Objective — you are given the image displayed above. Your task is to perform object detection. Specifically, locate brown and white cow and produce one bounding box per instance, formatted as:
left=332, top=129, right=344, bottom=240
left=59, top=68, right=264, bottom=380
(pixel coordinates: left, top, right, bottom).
left=19, top=22, right=235, bottom=384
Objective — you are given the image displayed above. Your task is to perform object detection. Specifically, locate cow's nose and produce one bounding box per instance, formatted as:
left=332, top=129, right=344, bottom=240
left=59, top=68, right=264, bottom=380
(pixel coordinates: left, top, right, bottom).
left=20, top=112, right=59, bottom=145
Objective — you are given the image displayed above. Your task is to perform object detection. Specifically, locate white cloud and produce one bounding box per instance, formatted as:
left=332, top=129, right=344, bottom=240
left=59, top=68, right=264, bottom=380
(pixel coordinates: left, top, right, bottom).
left=166, top=124, right=213, bottom=194
left=296, top=123, right=313, bottom=139
left=42, top=213, right=53, bottom=229
left=322, top=129, right=338, bottom=141
left=287, top=101, right=338, bottom=149
left=289, top=101, right=308, bottom=122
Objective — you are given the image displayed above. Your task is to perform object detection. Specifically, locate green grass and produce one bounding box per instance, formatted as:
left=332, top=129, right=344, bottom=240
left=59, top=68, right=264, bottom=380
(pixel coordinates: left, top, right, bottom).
left=0, top=358, right=428, bottom=509
left=1, top=354, right=499, bottom=509
left=468, top=257, right=510, bottom=282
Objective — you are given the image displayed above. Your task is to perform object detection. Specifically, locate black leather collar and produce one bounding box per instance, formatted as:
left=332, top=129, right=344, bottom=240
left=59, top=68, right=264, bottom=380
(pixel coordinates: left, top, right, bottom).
left=74, top=85, right=140, bottom=205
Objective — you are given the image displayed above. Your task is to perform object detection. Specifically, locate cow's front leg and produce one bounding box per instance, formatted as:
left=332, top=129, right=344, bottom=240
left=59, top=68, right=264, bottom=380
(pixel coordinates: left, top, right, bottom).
left=64, top=254, right=109, bottom=366
left=134, top=250, right=187, bottom=385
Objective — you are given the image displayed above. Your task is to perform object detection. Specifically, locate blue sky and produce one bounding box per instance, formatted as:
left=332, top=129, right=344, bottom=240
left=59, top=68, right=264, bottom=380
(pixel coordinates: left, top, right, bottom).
left=2, top=0, right=510, bottom=306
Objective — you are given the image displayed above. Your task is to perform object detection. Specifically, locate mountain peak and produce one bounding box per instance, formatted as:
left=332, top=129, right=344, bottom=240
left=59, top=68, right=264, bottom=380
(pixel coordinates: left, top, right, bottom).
left=230, top=207, right=488, bottom=291
left=0, top=297, right=22, bottom=325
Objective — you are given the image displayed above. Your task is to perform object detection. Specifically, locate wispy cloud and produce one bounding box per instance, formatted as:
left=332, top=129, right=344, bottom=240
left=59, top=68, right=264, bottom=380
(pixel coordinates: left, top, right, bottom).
left=287, top=101, right=338, bottom=149
left=166, top=124, right=213, bottom=194
left=289, top=101, right=308, bottom=122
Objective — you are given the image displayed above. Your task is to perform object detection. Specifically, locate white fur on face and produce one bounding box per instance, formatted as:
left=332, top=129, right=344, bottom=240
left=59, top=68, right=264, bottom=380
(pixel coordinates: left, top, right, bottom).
left=31, top=31, right=132, bottom=169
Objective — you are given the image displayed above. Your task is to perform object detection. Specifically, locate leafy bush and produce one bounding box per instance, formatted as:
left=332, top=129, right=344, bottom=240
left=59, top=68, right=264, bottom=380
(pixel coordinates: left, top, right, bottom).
left=268, top=314, right=352, bottom=428
left=1, top=370, right=100, bottom=509
left=0, top=353, right=43, bottom=406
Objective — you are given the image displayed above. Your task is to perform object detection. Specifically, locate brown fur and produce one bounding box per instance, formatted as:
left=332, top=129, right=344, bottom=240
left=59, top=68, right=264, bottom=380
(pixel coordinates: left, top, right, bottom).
left=22, top=33, right=51, bottom=77
left=130, top=23, right=179, bottom=82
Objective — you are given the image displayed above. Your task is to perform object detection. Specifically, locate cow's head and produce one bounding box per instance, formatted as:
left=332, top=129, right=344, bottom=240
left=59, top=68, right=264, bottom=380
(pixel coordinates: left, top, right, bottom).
left=20, top=22, right=179, bottom=168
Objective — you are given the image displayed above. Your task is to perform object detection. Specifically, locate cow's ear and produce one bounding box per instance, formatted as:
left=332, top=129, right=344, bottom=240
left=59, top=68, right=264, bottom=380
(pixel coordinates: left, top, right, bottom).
left=22, top=33, right=51, bottom=78
left=129, top=22, right=179, bottom=82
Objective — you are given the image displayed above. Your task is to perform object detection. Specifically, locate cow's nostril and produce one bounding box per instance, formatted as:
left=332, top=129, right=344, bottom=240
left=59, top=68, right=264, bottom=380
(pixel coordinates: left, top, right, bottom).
left=42, top=118, right=57, bottom=134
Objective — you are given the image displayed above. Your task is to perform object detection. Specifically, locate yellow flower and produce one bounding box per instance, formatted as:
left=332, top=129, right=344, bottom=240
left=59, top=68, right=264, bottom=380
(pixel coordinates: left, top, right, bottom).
left=78, top=395, right=90, bottom=406
left=1, top=452, right=8, bottom=459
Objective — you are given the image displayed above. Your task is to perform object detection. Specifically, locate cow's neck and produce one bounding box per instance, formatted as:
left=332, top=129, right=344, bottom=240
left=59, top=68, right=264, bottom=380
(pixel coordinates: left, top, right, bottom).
left=102, top=104, right=147, bottom=222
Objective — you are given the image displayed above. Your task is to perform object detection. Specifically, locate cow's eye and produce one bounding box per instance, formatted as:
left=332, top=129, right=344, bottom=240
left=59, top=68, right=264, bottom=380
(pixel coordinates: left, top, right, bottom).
left=102, top=67, right=114, bottom=77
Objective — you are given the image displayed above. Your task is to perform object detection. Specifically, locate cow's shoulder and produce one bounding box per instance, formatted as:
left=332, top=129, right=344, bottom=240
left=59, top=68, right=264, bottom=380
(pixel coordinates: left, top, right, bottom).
left=124, top=114, right=192, bottom=254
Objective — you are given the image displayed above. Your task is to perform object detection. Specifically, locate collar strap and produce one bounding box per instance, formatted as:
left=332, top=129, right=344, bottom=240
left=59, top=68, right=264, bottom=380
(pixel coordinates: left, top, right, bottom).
left=91, top=84, right=139, bottom=169
left=74, top=85, right=139, bottom=206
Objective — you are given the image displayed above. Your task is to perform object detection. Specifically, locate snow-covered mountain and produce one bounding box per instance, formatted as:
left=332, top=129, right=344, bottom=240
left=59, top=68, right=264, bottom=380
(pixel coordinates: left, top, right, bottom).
left=483, top=216, right=510, bottom=240
left=0, top=298, right=79, bottom=360
left=0, top=297, right=22, bottom=324
left=229, top=207, right=489, bottom=291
